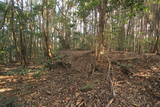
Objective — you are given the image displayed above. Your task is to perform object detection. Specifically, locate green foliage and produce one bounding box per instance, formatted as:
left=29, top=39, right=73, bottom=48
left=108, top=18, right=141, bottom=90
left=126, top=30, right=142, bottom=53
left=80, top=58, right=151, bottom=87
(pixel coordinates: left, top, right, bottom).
left=120, top=63, right=133, bottom=68
left=5, top=67, right=31, bottom=76
left=0, top=45, right=16, bottom=63
left=0, top=1, right=6, bottom=11
left=77, top=0, right=100, bottom=18
left=32, top=70, right=43, bottom=78
left=4, top=67, right=44, bottom=76
left=80, top=83, right=94, bottom=92
left=44, top=59, right=53, bottom=69
left=0, top=95, right=21, bottom=107
left=44, top=54, right=65, bottom=70
left=123, top=0, right=144, bottom=8
left=33, top=4, right=43, bottom=13
left=0, top=0, right=158, bottom=64
left=0, top=49, right=6, bottom=61
left=48, top=0, right=56, bottom=9
left=54, top=55, right=64, bottom=61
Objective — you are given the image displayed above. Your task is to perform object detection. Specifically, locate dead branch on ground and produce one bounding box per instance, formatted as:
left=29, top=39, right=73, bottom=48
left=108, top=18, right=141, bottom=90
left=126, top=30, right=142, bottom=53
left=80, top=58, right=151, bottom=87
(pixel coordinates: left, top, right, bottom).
left=105, top=53, right=116, bottom=107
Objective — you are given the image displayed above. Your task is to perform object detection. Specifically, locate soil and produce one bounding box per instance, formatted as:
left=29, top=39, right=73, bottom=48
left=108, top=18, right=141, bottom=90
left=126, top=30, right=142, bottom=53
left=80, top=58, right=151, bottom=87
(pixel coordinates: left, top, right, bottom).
left=0, top=50, right=160, bottom=107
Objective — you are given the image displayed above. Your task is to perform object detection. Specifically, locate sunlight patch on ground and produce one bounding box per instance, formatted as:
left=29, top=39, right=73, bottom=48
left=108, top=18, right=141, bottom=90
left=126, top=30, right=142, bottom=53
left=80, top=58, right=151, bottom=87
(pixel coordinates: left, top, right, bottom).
left=0, top=88, right=13, bottom=93
left=114, top=81, right=126, bottom=87
left=4, top=67, right=18, bottom=71
left=151, top=66, right=158, bottom=71
left=0, top=76, right=14, bottom=79
left=0, top=81, right=6, bottom=85
left=133, top=70, right=152, bottom=78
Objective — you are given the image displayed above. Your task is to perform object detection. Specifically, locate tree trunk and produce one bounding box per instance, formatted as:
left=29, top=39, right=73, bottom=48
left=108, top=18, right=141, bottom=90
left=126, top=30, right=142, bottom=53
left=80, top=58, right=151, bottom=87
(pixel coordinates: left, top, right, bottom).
left=42, top=0, right=53, bottom=59
left=11, top=0, right=19, bottom=61
left=19, top=0, right=27, bottom=66
left=96, top=0, right=107, bottom=59
left=153, top=31, right=159, bottom=53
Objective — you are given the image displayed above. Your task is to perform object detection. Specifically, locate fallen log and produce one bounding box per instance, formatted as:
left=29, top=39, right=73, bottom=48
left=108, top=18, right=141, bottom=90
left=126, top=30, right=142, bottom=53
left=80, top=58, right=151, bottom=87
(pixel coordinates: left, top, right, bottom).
left=110, top=57, right=140, bottom=62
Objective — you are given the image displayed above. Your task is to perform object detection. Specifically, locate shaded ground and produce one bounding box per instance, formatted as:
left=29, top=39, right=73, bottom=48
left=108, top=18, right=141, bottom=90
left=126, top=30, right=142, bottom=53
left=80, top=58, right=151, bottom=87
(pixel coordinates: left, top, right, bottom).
left=0, top=51, right=160, bottom=107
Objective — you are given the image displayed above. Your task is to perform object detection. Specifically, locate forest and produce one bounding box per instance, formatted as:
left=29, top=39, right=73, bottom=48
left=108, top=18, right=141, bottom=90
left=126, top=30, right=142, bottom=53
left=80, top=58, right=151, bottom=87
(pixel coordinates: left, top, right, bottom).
left=0, top=0, right=160, bottom=106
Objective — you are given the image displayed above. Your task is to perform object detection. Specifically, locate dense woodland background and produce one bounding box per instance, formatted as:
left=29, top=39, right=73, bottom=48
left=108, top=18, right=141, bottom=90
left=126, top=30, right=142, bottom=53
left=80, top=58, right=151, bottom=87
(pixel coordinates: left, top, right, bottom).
left=0, top=0, right=159, bottom=65
left=0, top=0, right=160, bottom=106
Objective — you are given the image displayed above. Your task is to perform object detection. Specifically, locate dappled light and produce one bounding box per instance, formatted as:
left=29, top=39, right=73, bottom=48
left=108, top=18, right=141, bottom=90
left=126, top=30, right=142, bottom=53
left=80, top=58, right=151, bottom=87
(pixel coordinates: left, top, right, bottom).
left=0, top=88, right=13, bottom=93
left=0, top=52, right=160, bottom=106
left=134, top=70, right=152, bottom=78
left=0, top=0, right=160, bottom=106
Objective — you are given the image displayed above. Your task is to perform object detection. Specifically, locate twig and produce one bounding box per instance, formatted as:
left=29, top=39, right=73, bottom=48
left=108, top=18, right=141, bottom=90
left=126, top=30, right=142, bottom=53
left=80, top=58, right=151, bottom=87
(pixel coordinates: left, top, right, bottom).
left=106, top=98, right=114, bottom=107
left=105, top=53, right=116, bottom=107
left=106, top=54, right=116, bottom=96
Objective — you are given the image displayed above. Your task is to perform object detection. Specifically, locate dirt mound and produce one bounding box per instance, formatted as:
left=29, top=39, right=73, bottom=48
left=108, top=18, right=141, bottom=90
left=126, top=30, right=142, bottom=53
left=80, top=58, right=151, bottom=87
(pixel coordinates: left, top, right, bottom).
left=57, top=50, right=96, bottom=74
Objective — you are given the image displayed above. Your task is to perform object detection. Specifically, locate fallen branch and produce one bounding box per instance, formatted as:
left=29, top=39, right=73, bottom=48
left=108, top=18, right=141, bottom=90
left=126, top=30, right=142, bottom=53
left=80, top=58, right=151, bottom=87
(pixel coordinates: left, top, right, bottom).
left=105, top=53, right=116, bottom=107
left=106, top=98, right=114, bottom=107
left=110, top=57, right=140, bottom=62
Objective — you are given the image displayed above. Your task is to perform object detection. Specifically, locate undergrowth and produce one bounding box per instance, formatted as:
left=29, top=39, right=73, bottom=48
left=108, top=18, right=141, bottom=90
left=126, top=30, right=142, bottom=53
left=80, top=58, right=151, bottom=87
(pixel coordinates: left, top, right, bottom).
left=3, top=67, right=45, bottom=77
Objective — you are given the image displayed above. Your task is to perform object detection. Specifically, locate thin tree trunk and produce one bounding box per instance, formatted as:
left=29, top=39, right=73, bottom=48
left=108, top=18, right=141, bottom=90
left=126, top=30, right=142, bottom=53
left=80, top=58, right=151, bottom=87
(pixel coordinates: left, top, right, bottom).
left=96, top=0, right=107, bottom=59
left=42, top=0, right=53, bottom=59
left=19, top=0, right=27, bottom=66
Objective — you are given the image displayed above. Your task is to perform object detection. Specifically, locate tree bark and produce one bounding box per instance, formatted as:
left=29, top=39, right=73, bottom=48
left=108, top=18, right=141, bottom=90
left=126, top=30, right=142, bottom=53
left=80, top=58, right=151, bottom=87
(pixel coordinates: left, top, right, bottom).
left=96, top=0, right=107, bottom=59
left=42, top=0, right=53, bottom=59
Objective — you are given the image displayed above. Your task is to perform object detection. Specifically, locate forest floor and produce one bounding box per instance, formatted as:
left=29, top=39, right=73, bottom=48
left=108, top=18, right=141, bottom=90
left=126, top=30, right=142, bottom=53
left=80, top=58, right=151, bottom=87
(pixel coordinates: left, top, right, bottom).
left=0, top=50, right=160, bottom=107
